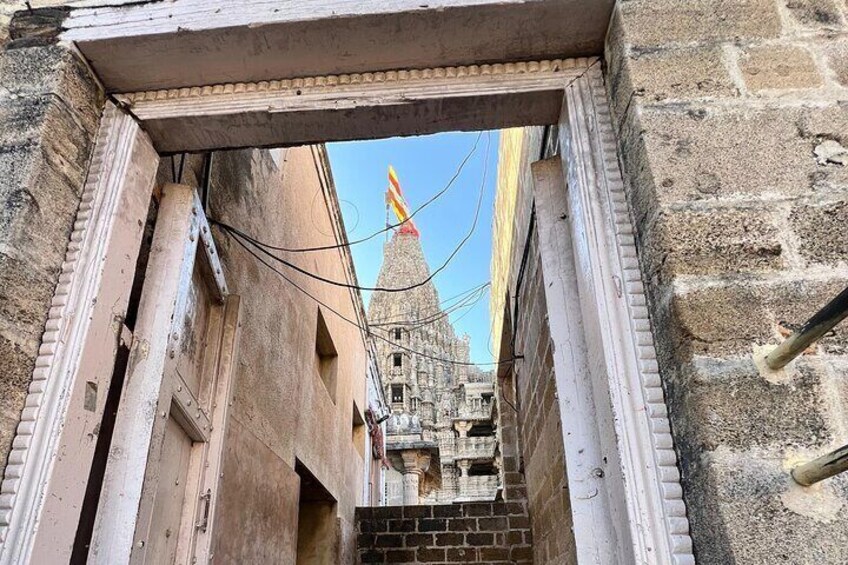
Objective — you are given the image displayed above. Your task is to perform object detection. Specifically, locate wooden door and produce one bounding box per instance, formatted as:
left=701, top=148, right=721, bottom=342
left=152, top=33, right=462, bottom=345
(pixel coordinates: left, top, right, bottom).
left=88, top=183, right=240, bottom=565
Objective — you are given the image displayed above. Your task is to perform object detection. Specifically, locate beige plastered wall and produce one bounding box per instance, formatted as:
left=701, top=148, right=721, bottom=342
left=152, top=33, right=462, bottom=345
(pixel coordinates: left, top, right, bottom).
left=195, top=146, right=369, bottom=563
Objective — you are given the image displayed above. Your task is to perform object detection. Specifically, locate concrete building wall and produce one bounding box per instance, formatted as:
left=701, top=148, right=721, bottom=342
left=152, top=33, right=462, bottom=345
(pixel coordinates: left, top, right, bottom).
left=0, top=40, right=103, bottom=469
left=205, top=146, right=371, bottom=562
left=607, top=1, right=848, bottom=562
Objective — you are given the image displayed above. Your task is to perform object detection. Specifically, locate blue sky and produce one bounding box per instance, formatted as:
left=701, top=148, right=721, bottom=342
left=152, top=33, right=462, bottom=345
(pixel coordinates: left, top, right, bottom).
left=327, top=131, right=499, bottom=365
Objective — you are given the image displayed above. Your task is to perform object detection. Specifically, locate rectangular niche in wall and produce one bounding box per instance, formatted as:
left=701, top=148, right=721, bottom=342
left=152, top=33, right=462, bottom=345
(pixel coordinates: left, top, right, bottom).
left=352, top=401, right=366, bottom=458
left=295, top=459, right=338, bottom=565
left=315, top=308, right=338, bottom=403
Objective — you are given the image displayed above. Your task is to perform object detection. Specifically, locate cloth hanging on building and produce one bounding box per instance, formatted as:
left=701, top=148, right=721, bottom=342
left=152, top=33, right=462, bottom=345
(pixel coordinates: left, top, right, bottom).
left=365, top=408, right=391, bottom=469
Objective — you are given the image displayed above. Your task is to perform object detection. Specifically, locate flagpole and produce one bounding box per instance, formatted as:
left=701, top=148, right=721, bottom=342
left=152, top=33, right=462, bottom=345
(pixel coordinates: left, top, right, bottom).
left=385, top=186, right=390, bottom=242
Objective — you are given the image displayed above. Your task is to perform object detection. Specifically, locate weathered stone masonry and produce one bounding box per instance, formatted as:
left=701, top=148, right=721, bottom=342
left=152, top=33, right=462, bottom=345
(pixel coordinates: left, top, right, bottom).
left=356, top=501, right=532, bottom=564
left=0, top=42, right=102, bottom=468
left=607, top=0, right=848, bottom=562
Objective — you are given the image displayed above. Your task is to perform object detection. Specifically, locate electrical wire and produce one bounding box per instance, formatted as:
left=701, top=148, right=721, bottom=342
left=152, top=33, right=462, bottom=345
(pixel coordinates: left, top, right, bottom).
left=385, top=285, right=489, bottom=333
left=370, top=282, right=490, bottom=327
left=368, top=281, right=490, bottom=326
left=226, top=227, right=519, bottom=368
left=209, top=131, right=483, bottom=254
left=216, top=131, right=492, bottom=294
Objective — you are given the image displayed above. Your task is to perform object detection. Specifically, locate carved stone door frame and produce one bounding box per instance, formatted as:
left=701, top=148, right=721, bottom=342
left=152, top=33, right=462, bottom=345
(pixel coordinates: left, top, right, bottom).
left=0, top=6, right=693, bottom=562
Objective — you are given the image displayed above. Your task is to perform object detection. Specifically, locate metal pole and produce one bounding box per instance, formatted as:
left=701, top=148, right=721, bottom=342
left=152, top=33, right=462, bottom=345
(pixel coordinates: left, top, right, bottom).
left=765, top=285, right=848, bottom=370
left=791, top=443, right=848, bottom=486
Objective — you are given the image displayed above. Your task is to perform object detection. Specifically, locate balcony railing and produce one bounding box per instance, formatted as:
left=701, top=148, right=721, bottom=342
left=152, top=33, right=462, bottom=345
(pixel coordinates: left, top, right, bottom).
left=456, top=436, right=497, bottom=459
left=456, top=400, right=493, bottom=420
left=437, top=436, right=497, bottom=461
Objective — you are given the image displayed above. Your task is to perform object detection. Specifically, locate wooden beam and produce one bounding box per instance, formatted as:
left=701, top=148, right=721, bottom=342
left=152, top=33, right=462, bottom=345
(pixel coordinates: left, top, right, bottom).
left=116, top=58, right=594, bottom=152
left=60, top=0, right=613, bottom=92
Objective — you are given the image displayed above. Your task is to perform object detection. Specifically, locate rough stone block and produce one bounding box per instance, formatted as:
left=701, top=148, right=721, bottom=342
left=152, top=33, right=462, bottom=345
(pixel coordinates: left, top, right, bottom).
left=610, top=45, right=737, bottom=116
left=616, top=0, right=782, bottom=48
left=388, top=519, right=415, bottom=533
left=783, top=0, right=845, bottom=29
left=0, top=334, right=29, bottom=458
left=477, top=516, right=508, bottom=531
left=384, top=549, right=415, bottom=563
left=464, top=502, right=492, bottom=516
left=446, top=547, right=478, bottom=562
left=624, top=104, right=848, bottom=220
left=360, top=519, right=388, bottom=533
left=359, top=549, right=384, bottom=564
left=402, top=505, right=431, bottom=519
left=374, top=533, right=403, bottom=548
left=642, top=207, right=784, bottom=283
left=447, top=517, right=476, bottom=532
left=432, top=504, right=462, bottom=518
left=480, top=546, right=511, bottom=560
left=404, top=533, right=433, bottom=547
left=0, top=45, right=102, bottom=133
left=668, top=278, right=848, bottom=358
left=739, top=45, right=823, bottom=92
left=822, top=40, right=848, bottom=87
left=671, top=360, right=832, bottom=451
left=417, top=518, right=446, bottom=532
left=510, top=545, right=534, bottom=561
left=684, top=447, right=848, bottom=563
left=790, top=201, right=848, bottom=266
left=435, top=532, right=463, bottom=546
left=466, top=532, right=494, bottom=545
left=416, top=547, right=445, bottom=561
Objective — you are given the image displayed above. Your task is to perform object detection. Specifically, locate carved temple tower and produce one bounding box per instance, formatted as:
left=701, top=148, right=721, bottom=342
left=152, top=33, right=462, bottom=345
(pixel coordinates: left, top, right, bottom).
left=368, top=228, right=500, bottom=505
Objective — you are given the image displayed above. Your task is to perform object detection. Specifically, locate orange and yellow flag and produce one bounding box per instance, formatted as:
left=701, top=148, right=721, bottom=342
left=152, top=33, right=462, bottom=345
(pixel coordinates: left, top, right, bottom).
left=386, top=166, right=419, bottom=236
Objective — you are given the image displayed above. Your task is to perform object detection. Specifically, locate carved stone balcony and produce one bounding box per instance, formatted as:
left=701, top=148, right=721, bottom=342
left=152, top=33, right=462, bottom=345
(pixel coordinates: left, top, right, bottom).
left=456, top=436, right=497, bottom=460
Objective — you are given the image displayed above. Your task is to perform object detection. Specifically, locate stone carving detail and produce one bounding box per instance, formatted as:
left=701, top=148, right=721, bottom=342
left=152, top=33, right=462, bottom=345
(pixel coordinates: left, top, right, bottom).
left=118, top=58, right=588, bottom=104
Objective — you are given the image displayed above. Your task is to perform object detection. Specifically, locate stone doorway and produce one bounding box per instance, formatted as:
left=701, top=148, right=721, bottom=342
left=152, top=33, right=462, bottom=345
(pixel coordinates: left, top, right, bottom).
left=0, top=3, right=692, bottom=564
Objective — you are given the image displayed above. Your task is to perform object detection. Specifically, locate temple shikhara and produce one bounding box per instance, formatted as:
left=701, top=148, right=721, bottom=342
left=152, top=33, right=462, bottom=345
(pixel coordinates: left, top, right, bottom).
left=369, top=169, right=499, bottom=505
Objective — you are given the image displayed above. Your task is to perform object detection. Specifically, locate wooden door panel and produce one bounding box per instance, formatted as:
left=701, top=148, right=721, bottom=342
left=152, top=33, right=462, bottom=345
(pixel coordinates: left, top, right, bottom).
left=146, top=416, right=193, bottom=563
left=175, top=260, right=216, bottom=400
left=89, top=184, right=239, bottom=565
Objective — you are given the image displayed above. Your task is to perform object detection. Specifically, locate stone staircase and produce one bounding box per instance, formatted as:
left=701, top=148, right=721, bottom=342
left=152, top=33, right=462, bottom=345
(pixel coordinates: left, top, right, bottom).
left=355, top=501, right=533, bottom=564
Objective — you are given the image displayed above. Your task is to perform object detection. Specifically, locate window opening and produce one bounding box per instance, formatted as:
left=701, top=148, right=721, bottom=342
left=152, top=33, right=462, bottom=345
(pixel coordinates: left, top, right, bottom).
left=391, top=384, right=404, bottom=404
left=315, top=308, right=339, bottom=403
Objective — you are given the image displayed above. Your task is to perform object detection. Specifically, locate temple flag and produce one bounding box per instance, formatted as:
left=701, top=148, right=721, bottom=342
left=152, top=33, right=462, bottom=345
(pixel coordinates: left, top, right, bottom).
left=386, top=165, right=420, bottom=236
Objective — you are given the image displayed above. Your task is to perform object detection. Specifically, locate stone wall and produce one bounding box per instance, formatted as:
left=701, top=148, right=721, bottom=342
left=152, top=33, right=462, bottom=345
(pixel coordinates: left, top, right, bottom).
left=356, top=502, right=532, bottom=564
left=607, top=0, right=848, bottom=562
left=0, top=42, right=103, bottom=468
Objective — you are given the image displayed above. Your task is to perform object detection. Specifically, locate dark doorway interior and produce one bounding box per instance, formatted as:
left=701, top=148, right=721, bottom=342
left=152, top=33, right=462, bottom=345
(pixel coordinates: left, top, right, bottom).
left=295, top=460, right=338, bottom=565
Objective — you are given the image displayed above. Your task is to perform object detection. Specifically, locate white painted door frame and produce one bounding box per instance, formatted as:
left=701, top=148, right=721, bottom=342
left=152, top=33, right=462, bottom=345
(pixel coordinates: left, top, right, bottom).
left=1, top=9, right=692, bottom=559
left=534, top=67, right=694, bottom=564
left=0, top=102, right=159, bottom=564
